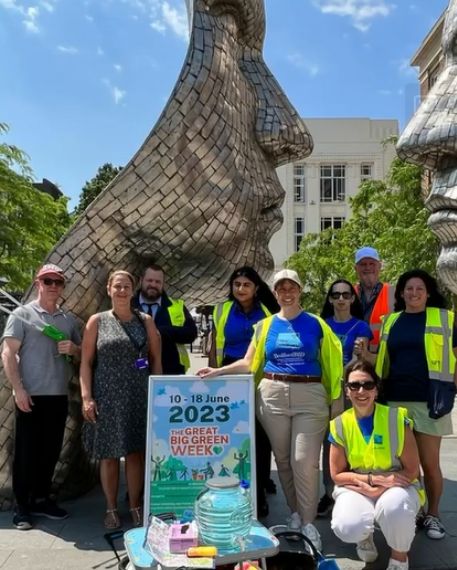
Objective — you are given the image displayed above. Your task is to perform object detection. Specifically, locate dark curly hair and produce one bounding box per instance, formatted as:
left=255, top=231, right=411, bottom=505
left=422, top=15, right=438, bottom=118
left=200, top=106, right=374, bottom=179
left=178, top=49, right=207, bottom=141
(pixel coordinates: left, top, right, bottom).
left=228, top=266, right=279, bottom=314
left=393, top=269, right=447, bottom=311
left=321, top=279, right=363, bottom=320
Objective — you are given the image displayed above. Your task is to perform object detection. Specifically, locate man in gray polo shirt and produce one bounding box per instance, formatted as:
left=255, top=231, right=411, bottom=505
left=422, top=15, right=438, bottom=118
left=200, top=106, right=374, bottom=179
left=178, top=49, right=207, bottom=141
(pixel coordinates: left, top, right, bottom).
left=1, top=264, right=81, bottom=530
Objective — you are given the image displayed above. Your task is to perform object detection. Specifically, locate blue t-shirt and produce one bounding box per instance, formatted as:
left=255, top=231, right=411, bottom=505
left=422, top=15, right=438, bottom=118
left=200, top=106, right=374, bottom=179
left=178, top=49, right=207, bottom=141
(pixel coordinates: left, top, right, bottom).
left=328, top=412, right=410, bottom=444
left=385, top=311, right=457, bottom=402
left=326, top=317, right=373, bottom=365
left=264, top=312, right=323, bottom=375
left=223, top=302, right=266, bottom=360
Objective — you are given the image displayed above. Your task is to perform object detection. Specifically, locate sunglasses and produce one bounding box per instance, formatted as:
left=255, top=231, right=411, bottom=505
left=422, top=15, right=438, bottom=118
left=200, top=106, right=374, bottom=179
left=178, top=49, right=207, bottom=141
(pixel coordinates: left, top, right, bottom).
left=346, top=381, right=377, bottom=392
left=330, top=291, right=352, bottom=300
left=42, top=278, right=65, bottom=287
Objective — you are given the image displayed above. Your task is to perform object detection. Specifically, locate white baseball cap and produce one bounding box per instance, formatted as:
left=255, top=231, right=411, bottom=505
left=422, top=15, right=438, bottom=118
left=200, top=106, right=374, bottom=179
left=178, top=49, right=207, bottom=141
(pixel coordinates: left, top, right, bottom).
left=272, top=269, right=303, bottom=289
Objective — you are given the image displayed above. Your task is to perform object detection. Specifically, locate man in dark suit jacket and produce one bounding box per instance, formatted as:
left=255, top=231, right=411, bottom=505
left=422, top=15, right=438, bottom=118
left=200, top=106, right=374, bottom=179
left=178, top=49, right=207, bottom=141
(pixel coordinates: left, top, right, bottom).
left=133, top=264, right=197, bottom=375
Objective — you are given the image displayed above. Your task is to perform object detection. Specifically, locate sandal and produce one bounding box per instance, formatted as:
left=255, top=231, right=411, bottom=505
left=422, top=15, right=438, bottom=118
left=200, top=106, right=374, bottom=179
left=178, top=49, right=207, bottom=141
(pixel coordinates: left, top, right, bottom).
left=104, top=509, right=121, bottom=529
left=129, top=506, right=143, bottom=527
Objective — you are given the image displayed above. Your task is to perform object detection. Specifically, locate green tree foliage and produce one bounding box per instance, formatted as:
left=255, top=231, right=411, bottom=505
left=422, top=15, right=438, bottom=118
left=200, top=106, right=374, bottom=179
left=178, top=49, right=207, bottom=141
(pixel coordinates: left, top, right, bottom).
left=0, top=123, right=72, bottom=290
left=287, top=155, right=439, bottom=314
left=74, top=162, right=122, bottom=216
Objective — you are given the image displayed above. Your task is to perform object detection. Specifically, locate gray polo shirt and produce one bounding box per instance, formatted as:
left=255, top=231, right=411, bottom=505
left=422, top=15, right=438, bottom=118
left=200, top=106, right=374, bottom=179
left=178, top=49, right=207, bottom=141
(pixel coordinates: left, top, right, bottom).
left=3, top=301, right=81, bottom=396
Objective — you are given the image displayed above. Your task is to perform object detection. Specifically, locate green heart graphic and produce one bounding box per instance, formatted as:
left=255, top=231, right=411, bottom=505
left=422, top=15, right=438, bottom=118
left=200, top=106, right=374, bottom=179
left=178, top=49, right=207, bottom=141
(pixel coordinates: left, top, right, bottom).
left=213, top=445, right=223, bottom=455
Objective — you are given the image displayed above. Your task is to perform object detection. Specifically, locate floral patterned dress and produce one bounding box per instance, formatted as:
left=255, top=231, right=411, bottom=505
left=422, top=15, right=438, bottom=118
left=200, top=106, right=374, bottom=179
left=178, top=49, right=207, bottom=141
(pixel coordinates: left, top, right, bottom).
left=83, top=311, right=149, bottom=459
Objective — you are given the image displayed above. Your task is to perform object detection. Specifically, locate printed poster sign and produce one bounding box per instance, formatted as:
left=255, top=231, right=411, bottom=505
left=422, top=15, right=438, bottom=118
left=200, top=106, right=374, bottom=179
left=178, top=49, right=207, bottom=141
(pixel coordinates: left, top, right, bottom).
left=144, top=375, right=256, bottom=520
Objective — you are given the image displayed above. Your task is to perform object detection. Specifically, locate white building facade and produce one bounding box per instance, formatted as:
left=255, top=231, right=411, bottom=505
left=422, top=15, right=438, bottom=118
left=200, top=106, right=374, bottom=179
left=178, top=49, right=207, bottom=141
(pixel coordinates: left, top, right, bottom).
left=270, top=117, right=399, bottom=269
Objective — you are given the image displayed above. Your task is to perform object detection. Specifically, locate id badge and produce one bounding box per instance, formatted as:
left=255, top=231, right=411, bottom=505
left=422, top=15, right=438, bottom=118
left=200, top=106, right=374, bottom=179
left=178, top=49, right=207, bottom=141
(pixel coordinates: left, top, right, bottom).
left=135, top=357, right=149, bottom=370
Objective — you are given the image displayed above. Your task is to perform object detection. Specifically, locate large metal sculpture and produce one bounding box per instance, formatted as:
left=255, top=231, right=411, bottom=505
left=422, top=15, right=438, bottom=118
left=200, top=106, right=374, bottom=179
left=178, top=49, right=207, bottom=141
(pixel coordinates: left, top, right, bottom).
left=397, top=0, right=457, bottom=293
left=0, top=0, right=312, bottom=507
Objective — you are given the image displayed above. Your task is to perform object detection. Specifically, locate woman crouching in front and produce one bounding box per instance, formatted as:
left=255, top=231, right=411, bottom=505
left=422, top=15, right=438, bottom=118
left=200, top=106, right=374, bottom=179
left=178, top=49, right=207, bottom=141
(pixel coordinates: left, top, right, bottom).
left=330, top=360, right=424, bottom=570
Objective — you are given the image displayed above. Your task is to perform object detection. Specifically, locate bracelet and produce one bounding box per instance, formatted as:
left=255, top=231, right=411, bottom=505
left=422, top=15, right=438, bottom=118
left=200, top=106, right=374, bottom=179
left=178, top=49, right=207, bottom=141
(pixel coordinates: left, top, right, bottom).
left=367, top=472, right=373, bottom=487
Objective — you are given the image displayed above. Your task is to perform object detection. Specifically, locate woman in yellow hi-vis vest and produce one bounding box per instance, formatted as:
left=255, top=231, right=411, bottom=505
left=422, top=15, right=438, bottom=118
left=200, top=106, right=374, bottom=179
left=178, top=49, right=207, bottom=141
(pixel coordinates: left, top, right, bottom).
left=198, top=269, right=343, bottom=552
left=208, top=266, right=279, bottom=517
left=373, top=269, right=457, bottom=542
left=330, top=361, right=423, bottom=570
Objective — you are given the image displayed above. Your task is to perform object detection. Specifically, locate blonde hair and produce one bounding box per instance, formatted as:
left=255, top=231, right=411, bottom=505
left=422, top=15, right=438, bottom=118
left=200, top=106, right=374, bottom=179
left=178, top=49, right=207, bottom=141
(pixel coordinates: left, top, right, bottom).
left=107, top=270, right=135, bottom=288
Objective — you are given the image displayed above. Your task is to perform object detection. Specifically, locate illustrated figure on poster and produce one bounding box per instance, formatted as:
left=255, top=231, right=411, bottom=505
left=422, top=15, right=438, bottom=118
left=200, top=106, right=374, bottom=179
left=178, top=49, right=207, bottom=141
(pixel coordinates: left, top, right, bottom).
left=152, top=456, right=166, bottom=481
left=219, top=464, right=230, bottom=477
left=201, top=462, right=215, bottom=480
left=179, top=467, right=189, bottom=480
left=233, top=450, right=249, bottom=481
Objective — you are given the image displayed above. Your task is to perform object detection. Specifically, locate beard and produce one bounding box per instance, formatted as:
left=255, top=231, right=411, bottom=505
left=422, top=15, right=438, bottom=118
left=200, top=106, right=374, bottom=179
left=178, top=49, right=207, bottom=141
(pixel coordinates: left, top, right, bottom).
left=142, top=287, right=162, bottom=301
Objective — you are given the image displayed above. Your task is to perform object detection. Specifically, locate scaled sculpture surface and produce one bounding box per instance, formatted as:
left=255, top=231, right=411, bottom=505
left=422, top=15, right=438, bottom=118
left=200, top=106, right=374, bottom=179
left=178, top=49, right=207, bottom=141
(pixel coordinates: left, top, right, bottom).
left=397, top=0, right=457, bottom=293
left=0, top=0, right=312, bottom=506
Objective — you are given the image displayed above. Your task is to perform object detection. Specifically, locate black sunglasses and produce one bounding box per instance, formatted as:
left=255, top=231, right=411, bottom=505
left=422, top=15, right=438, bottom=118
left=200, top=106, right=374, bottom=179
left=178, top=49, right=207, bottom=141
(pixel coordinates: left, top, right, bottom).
left=330, top=291, right=352, bottom=300
left=42, top=278, right=65, bottom=286
left=346, top=381, right=377, bottom=392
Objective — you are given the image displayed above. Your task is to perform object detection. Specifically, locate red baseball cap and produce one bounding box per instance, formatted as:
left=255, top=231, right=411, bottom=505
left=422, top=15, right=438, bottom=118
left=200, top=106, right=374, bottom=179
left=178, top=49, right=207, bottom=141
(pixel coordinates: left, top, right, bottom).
left=36, top=263, right=66, bottom=281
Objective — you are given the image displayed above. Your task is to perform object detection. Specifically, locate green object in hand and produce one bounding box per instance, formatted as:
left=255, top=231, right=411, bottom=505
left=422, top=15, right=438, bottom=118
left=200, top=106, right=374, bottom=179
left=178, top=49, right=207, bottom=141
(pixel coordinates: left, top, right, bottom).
left=41, top=324, right=67, bottom=342
left=41, top=324, right=71, bottom=361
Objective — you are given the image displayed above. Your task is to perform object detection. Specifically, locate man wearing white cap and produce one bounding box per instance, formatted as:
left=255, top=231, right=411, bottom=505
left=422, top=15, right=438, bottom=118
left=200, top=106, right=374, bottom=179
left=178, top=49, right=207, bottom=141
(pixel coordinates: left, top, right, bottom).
left=1, top=264, right=81, bottom=530
left=354, top=247, right=394, bottom=351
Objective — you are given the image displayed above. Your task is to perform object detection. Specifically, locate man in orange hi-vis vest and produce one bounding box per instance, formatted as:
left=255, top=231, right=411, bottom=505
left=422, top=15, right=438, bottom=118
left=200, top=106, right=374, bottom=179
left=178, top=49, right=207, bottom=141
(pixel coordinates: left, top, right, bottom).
left=354, top=247, right=394, bottom=352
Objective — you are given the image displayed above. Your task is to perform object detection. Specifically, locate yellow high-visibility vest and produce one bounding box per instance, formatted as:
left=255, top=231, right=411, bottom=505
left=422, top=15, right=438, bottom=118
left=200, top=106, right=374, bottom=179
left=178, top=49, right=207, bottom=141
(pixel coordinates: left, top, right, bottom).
left=251, top=313, right=343, bottom=403
left=212, top=300, right=271, bottom=367
left=330, top=403, right=425, bottom=505
left=376, top=307, right=456, bottom=383
left=167, top=299, right=190, bottom=371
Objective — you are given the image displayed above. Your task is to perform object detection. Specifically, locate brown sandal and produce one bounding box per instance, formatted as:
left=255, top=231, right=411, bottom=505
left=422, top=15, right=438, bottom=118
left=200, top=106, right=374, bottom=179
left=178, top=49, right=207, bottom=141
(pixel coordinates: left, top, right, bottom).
left=104, top=509, right=121, bottom=529
left=129, top=507, right=142, bottom=527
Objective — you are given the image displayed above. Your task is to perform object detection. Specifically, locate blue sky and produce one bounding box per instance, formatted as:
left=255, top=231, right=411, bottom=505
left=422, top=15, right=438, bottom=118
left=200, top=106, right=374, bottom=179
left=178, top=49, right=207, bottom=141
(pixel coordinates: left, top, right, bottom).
left=0, top=0, right=448, bottom=208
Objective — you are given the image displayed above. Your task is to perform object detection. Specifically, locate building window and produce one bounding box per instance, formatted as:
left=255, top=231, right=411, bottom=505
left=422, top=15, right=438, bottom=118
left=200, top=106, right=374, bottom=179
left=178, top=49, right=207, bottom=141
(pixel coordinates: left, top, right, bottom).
left=320, top=216, right=345, bottom=232
left=320, top=165, right=345, bottom=202
left=295, top=217, right=305, bottom=251
left=360, top=163, right=373, bottom=182
left=293, top=164, right=305, bottom=202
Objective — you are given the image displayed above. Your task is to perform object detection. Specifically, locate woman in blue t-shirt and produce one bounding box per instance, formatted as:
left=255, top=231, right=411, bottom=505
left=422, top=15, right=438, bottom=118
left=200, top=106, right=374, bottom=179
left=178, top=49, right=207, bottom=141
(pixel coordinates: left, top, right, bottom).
left=208, top=266, right=279, bottom=517
left=198, top=269, right=343, bottom=552
left=317, top=279, right=373, bottom=517
left=321, top=279, right=372, bottom=366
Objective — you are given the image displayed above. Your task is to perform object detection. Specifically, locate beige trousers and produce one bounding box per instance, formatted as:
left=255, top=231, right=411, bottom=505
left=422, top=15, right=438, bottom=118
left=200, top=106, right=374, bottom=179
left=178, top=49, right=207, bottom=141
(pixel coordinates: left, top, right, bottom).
left=256, top=378, right=329, bottom=524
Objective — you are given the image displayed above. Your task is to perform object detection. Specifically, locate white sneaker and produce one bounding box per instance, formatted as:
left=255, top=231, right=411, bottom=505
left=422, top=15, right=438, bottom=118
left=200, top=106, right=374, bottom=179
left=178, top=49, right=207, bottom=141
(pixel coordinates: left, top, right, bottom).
left=286, top=511, right=301, bottom=532
left=386, top=557, right=408, bottom=570
left=301, top=522, right=322, bottom=552
left=356, top=534, right=378, bottom=562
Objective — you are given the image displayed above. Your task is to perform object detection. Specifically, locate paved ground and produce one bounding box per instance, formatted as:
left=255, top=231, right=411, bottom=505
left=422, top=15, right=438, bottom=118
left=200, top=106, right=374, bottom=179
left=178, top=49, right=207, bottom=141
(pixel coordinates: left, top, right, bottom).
left=0, top=351, right=456, bottom=569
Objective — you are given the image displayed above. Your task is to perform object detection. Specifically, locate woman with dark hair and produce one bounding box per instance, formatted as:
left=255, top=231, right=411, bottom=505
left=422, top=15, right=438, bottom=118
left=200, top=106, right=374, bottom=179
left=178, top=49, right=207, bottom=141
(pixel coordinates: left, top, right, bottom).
left=208, top=266, right=279, bottom=516
left=359, top=269, right=457, bottom=540
left=209, top=266, right=279, bottom=368
left=321, top=279, right=372, bottom=367
left=330, top=360, right=423, bottom=570
left=318, top=280, right=372, bottom=516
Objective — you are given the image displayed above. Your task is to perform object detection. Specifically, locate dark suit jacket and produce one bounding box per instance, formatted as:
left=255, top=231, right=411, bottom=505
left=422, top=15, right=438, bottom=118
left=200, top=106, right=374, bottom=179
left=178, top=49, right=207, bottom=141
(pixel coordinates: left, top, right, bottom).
left=133, top=291, right=197, bottom=375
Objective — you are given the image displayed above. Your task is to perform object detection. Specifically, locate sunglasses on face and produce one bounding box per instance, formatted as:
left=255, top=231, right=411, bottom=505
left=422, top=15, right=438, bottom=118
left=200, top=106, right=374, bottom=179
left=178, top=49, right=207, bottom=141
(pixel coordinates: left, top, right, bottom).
left=330, top=291, right=352, bottom=300
left=42, top=278, right=65, bottom=287
left=346, top=381, right=377, bottom=392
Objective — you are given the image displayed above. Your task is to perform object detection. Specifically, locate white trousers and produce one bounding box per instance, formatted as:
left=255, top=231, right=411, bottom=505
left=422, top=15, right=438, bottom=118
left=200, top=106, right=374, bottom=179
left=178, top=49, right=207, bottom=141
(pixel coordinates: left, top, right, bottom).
left=331, top=485, right=420, bottom=552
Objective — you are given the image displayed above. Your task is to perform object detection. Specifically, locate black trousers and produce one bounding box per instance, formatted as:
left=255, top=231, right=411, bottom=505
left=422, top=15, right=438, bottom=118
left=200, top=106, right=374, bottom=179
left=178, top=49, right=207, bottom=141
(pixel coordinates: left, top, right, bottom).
left=13, top=395, right=68, bottom=507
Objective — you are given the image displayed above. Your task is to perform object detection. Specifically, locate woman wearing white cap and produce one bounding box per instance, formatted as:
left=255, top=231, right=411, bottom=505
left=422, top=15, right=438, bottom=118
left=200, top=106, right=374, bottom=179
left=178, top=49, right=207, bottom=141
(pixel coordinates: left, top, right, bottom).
left=198, top=268, right=343, bottom=549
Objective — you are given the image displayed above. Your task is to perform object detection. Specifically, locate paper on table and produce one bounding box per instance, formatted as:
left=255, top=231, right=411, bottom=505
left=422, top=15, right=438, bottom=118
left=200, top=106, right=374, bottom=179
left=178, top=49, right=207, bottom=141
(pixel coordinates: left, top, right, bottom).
left=144, top=516, right=215, bottom=569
